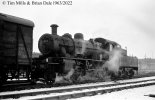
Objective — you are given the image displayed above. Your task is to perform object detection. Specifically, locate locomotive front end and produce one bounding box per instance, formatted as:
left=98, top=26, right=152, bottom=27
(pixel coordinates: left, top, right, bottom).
left=38, top=33, right=60, bottom=55
left=38, top=24, right=75, bottom=57
left=38, top=24, right=61, bottom=56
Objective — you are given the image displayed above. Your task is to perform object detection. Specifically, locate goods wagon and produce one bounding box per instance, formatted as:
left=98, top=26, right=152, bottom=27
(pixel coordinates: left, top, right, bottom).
left=0, top=13, right=34, bottom=84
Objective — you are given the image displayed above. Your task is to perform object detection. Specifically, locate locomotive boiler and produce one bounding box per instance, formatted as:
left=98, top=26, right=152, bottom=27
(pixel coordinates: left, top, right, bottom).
left=38, top=24, right=107, bottom=60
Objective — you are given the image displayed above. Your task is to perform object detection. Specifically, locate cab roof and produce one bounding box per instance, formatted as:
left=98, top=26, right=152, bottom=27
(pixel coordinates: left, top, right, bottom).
left=106, top=39, right=120, bottom=46
left=95, top=37, right=121, bottom=47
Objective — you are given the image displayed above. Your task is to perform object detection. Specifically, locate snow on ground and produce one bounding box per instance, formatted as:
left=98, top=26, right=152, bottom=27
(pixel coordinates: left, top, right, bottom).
left=1, top=76, right=155, bottom=96
left=3, top=80, right=155, bottom=100
left=69, top=85, right=155, bottom=100
left=1, top=76, right=155, bottom=100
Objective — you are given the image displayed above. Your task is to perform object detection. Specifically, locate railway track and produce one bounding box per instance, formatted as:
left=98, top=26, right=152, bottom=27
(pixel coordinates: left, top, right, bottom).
left=0, top=80, right=32, bottom=92
left=1, top=76, right=155, bottom=100
left=2, top=80, right=31, bottom=86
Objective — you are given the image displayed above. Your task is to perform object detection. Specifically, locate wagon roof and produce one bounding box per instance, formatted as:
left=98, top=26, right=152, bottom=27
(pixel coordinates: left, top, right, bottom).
left=0, top=13, right=34, bottom=27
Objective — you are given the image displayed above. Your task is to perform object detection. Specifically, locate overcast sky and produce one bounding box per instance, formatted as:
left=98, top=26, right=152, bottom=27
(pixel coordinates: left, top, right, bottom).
left=0, top=0, right=155, bottom=58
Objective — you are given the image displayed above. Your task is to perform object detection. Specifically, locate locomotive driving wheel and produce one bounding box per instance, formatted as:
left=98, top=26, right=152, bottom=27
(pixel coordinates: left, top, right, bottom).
left=70, top=65, right=81, bottom=83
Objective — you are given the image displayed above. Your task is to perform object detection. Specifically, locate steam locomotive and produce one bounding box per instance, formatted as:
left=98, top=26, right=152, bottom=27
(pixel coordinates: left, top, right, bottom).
left=0, top=13, right=138, bottom=85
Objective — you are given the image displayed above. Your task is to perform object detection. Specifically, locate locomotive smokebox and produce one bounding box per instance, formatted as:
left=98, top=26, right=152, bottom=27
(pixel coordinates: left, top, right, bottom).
left=50, top=24, right=59, bottom=35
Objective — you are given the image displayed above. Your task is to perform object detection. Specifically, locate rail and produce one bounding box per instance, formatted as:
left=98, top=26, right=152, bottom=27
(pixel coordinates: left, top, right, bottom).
left=1, top=76, right=155, bottom=99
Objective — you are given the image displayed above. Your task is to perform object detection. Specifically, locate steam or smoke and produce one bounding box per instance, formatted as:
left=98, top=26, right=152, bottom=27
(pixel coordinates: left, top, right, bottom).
left=81, top=40, right=87, bottom=54
left=78, top=48, right=123, bottom=82
left=55, top=68, right=75, bottom=83
left=75, top=39, right=87, bottom=55
left=55, top=73, right=64, bottom=83
left=104, top=48, right=123, bottom=72
left=64, top=68, right=75, bottom=80
left=54, top=45, right=123, bottom=83
left=78, top=67, right=111, bottom=82
left=55, top=48, right=123, bottom=83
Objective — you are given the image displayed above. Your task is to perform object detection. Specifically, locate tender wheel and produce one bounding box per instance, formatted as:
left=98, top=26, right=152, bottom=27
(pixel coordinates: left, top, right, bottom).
left=118, top=68, right=128, bottom=79
left=128, top=69, right=134, bottom=78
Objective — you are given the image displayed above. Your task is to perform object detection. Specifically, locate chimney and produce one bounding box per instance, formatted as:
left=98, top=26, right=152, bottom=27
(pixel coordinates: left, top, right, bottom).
left=50, top=24, right=58, bottom=35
